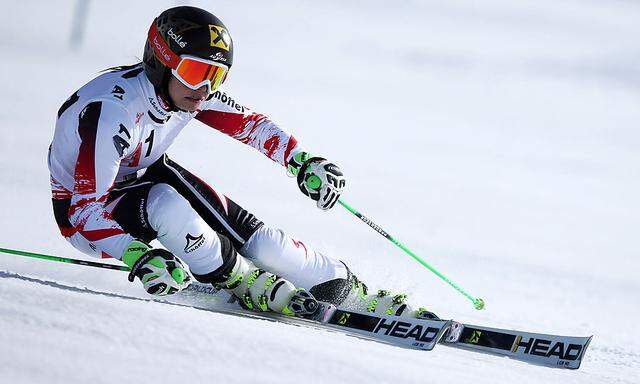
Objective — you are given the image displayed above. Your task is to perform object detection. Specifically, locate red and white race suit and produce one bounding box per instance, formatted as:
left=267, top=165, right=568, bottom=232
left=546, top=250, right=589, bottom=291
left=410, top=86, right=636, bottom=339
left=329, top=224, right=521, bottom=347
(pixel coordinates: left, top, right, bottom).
left=49, top=65, right=303, bottom=260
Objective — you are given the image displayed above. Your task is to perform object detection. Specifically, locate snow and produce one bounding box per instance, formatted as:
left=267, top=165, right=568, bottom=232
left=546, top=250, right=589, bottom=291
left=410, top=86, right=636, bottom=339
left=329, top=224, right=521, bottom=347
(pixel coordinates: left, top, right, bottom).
left=1, top=0, right=639, bottom=382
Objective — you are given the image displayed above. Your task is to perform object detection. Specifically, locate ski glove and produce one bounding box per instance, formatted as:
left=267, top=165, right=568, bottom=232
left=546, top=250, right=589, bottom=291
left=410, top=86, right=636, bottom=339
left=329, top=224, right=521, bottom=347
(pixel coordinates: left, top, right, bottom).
left=122, top=240, right=191, bottom=296
left=289, top=152, right=346, bottom=210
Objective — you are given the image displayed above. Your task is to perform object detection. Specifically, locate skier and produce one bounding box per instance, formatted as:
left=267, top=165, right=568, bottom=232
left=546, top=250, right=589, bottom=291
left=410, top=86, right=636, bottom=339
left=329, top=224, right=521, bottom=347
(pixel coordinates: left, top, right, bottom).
left=49, top=6, right=434, bottom=318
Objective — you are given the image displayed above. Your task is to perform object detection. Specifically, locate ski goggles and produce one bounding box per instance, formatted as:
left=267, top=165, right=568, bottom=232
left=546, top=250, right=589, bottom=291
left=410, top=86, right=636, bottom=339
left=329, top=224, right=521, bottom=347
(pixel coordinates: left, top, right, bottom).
left=172, top=55, right=228, bottom=94
left=148, top=23, right=229, bottom=94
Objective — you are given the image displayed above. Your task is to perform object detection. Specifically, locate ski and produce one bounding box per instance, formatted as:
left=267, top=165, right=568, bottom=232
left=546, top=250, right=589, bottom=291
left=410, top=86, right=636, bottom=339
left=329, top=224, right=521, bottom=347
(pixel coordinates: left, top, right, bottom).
left=440, top=322, right=592, bottom=369
left=0, top=247, right=593, bottom=368
left=184, top=282, right=452, bottom=351
left=321, top=307, right=452, bottom=351
left=185, top=282, right=592, bottom=368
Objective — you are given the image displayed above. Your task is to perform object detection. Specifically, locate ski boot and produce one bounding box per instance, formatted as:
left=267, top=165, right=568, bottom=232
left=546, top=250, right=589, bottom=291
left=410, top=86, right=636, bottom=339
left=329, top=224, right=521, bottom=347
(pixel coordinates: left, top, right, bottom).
left=350, top=288, right=417, bottom=317
left=310, top=265, right=439, bottom=319
left=219, top=255, right=318, bottom=317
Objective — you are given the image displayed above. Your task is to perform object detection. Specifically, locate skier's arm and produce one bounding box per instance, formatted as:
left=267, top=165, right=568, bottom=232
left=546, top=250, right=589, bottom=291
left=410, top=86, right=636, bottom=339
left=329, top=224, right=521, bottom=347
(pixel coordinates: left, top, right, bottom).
left=195, top=92, right=303, bottom=167
left=67, top=101, right=136, bottom=259
left=195, top=91, right=345, bottom=210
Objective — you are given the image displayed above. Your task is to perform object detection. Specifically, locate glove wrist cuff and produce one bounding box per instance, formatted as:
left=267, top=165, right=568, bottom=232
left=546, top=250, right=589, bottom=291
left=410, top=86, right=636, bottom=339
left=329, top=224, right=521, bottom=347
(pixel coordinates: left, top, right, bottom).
left=122, top=240, right=151, bottom=269
left=287, top=151, right=313, bottom=176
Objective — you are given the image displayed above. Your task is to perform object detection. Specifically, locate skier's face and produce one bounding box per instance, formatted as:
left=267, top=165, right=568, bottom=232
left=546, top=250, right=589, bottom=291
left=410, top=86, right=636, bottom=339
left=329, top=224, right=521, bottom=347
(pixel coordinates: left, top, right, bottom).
left=168, top=75, right=208, bottom=112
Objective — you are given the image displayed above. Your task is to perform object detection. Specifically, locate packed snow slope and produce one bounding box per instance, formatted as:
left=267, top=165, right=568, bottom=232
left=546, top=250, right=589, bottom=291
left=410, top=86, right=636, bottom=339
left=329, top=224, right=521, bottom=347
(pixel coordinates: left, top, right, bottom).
left=1, top=1, right=639, bottom=383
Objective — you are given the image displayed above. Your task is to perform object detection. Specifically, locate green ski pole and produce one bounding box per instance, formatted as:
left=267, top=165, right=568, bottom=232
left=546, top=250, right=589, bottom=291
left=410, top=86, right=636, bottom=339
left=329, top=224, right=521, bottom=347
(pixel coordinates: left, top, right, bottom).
left=0, top=247, right=130, bottom=272
left=337, top=199, right=485, bottom=310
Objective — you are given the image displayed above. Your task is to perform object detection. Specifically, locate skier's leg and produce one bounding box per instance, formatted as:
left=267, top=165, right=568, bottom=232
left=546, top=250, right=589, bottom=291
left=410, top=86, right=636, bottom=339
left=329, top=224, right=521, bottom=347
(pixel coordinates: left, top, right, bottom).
left=142, top=156, right=351, bottom=294
left=51, top=197, right=105, bottom=258
left=125, top=182, right=225, bottom=276
left=143, top=155, right=263, bottom=250
left=240, top=227, right=426, bottom=316
left=139, top=155, right=429, bottom=317
left=107, top=181, right=313, bottom=314
left=239, top=226, right=347, bottom=291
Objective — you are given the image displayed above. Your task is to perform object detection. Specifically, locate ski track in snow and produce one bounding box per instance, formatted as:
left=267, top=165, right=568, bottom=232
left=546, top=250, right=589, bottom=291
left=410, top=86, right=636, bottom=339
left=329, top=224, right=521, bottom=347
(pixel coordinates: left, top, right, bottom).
left=1, top=0, right=639, bottom=383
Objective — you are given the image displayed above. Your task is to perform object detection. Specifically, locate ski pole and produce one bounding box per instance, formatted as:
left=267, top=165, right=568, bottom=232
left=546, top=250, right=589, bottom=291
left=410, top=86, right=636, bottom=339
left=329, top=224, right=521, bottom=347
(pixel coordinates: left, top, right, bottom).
left=2, top=216, right=486, bottom=310
left=337, top=199, right=485, bottom=310
left=0, top=247, right=130, bottom=272
left=0, top=247, right=224, bottom=297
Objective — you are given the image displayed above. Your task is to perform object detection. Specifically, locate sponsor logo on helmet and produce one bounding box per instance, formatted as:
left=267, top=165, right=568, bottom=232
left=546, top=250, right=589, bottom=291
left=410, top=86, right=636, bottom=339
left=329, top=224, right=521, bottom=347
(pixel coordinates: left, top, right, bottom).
left=167, top=28, right=187, bottom=48
left=209, top=25, right=231, bottom=51
left=152, top=35, right=173, bottom=63
left=210, top=52, right=227, bottom=62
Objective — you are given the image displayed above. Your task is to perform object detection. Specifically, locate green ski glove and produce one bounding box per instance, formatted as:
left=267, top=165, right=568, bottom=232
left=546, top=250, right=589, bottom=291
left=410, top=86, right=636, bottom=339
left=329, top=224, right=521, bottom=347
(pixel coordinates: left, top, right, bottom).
left=288, top=152, right=346, bottom=210
left=122, top=240, right=191, bottom=296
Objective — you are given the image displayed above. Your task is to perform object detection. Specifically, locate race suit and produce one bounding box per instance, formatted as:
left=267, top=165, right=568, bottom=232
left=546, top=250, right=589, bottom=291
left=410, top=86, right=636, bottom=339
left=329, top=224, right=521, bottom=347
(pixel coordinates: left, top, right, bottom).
left=48, top=64, right=347, bottom=291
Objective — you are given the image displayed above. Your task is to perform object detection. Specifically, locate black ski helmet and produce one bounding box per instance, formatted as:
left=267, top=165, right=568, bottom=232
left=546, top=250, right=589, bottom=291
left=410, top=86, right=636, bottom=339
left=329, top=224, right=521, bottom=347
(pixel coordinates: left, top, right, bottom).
left=142, top=6, right=233, bottom=91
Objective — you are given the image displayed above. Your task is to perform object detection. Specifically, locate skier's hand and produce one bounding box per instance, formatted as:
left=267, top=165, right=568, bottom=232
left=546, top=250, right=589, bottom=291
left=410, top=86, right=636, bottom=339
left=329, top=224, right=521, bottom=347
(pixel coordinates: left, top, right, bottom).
left=290, top=153, right=346, bottom=210
left=123, top=240, right=191, bottom=296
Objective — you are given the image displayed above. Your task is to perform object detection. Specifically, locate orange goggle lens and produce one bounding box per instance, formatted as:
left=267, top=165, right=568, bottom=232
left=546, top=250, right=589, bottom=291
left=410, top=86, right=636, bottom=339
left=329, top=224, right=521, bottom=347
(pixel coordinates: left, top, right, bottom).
left=175, top=58, right=228, bottom=92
